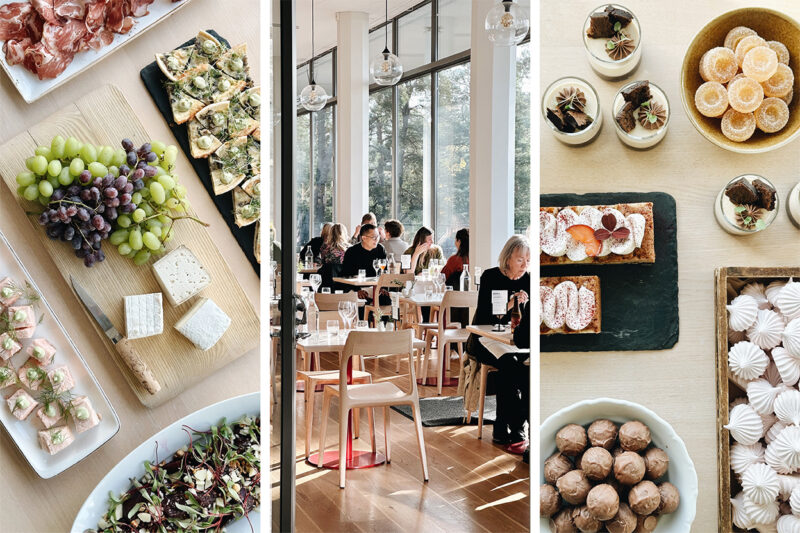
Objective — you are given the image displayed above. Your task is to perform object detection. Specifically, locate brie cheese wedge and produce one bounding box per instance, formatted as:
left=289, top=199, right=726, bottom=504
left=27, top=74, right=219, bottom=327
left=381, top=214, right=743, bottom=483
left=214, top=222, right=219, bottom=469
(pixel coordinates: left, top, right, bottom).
left=152, top=246, right=212, bottom=306
left=124, top=293, right=164, bottom=340
left=175, top=297, right=231, bottom=351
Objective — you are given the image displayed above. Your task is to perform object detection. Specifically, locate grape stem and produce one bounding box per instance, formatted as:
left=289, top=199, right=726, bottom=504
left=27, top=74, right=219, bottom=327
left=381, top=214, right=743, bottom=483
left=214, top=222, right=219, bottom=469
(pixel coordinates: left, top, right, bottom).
left=51, top=198, right=101, bottom=213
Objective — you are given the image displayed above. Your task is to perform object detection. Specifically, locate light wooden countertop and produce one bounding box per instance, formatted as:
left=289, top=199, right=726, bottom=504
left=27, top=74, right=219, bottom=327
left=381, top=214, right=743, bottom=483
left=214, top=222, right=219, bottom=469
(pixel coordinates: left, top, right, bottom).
left=541, top=1, right=800, bottom=531
left=0, top=1, right=260, bottom=530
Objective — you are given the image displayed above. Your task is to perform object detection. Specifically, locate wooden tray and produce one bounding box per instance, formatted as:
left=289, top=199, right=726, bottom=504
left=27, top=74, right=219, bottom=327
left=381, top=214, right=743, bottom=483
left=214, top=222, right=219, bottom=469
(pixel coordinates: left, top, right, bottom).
left=0, top=85, right=259, bottom=408
left=714, top=266, right=800, bottom=532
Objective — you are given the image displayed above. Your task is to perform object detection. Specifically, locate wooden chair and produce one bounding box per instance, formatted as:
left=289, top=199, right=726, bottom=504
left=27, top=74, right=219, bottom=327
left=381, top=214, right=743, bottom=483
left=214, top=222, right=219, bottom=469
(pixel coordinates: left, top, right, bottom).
left=315, top=291, right=358, bottom=311
left=420, top=290, right=478, bottom=395
left=476, top=364, right=498, bottom=439
left=317, top=330, right=429, bottom=488
left=363, top=273, right=414, bottom=325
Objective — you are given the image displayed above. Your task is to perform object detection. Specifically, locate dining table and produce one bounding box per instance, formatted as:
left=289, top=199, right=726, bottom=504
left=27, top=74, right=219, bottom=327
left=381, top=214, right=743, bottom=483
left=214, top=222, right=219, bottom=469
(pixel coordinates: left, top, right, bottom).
left=0, top=1, right=260, bottom=531
left=332, top=276, right=380, bottom=287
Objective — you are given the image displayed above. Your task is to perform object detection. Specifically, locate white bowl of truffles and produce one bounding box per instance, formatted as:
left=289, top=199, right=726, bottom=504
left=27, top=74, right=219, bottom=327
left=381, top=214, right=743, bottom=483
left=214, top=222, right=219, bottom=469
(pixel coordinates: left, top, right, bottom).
left=540, top=398, right=698, bottom=532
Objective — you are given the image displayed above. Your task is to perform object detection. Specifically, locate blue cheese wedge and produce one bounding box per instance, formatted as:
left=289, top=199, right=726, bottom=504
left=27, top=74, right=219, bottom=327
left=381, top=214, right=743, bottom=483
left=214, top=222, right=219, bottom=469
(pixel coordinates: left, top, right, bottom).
left=152, top=246, right=212, bottom=306
left=174, top=297, right=231, bottom=351
left=124, top=293, right=164, bottom=340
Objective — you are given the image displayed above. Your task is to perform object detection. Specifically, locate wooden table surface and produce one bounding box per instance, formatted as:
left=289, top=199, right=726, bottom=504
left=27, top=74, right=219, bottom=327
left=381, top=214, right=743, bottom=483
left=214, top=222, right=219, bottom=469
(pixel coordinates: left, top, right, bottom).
left=0, top=1, right=260, bottom=530
left=540, top=1, right=800, bottom=530
left=467, top=324, right=515, bottom=346
left=332, top=276, right=380, bottom=286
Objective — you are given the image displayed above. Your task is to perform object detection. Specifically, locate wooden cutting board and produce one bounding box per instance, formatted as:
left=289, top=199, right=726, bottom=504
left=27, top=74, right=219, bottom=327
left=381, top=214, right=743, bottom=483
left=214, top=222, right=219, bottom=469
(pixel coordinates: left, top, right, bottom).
left=0, top=85, right=259, bottom=408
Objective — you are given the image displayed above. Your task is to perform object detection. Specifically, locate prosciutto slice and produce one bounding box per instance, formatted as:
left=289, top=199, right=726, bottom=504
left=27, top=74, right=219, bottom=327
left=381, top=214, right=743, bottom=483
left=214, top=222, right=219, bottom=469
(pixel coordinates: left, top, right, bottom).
left=105, top=0, right=133, bottom=34
left=42, top=19, right=85, bottom=54
left=3, top=37, right=31, bottom=65
left=54, top=0, right=86, bottom=19
left=24, top=40, right=73, bottom=79
left=31, top=0, right=59, bottom=25
left=84, top=0, right=107, bottom=32
left=0, top=2, right=33, bottom=41
left=128, top=0, right=152, bottom=17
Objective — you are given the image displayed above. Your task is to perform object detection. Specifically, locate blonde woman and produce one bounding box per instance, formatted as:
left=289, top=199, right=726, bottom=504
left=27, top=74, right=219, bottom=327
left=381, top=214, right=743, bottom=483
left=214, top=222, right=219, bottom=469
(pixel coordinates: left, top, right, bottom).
left=300, top=222, right=332, bottom=262
left=320, top=223, right=349, bottom=265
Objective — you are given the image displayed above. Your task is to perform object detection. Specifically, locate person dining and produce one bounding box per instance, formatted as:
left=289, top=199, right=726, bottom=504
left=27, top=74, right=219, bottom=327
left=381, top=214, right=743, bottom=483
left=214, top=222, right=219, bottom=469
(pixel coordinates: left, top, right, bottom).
left=465, top=234, right=530, bottom=452
left=404, top=226, right=444, bottom=275
left=441, top=228, right=469, bottom=287
left=300, top=223, right=332, bottom=263
left=339, top=224, right=388, bottom=305
left=349, top=212, right=378, bottom=245
left=320, top=223, right=349, bottom=266
left=382, top=219, right=409, bottom=259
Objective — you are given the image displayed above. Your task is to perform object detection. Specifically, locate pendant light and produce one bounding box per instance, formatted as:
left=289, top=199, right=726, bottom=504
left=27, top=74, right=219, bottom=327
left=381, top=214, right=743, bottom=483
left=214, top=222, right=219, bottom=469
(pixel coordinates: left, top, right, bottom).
left=370, top=0, right=403, bottom=86
left=299, top=0, right=327, bottom=112
left=485, top=0, right=529, bottom=46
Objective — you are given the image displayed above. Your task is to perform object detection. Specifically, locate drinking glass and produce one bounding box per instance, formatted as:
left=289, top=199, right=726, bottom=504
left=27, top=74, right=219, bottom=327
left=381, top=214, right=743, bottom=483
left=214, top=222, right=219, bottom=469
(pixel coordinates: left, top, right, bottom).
left=321, top=287, right=331, bottom=294
left=425, top=286, right=433, bottom=300
left=347, top=301, right=359, bottom=329
left=327, top=320, right=339, bottom=339
left=445, top=285, right=454, bottom=292
left=378, top=259, right=387, bottom=275
left=358, top=269, right=366, bottom=281
left=437, top=274, right=447, bottom=295
left=356, top=320, right=369, bottom=330
left=309, top=274, right=321, bottom=294
left=372, top=259, right=379, bottom=275
left=494, top=313, right=506, bottom=332
left=338, top=302, right=349, bottom=330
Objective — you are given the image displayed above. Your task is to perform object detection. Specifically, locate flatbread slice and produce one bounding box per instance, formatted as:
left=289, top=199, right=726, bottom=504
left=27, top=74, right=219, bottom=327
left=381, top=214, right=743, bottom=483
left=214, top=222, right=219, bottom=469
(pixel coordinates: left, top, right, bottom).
left=239, top=86, right=261, bottom=121
left=254, top=222, right=261, bottom=264
left=209, top=68, right=247, bottom=103
left=228, top=94, right=259, bottom=137
left=194, top=101, right=230, bottom=137
left=251, top=127, right=261, bottom=142
left=233, top=176, right=260, bottom=227
left=247, top=137, right=260, bottom=176
left=168, top=85, right=205, bottom=124
left=176, top=63, right=214, bottom=103
left=215, top=43, right=250, bottom=81
left=187, top=119, right=223, bottom=158
left=155, top=45, right=194, bottom=81
left=209, top=136, right=248, bottom=195
left=188, top=31, right=227, bottom=68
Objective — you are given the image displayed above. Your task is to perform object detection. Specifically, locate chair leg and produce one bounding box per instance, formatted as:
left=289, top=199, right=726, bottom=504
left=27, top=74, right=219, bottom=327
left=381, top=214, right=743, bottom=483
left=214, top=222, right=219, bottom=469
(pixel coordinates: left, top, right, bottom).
left=437, top=342, right=445, bottom=396
left=304, top=380, right=315, bottom=458
left=317, top=390, right=332, bottom=467
left=339, top=407, right=349, bottom=489
left=367, top=407, right=376, bottom=453
left=384, top=405, right=391, bottom=463
left=313, top=351, right=321, bottom=371
left=411, top=401, right=429, bottom=482
left=420, top=335, right=433, bottom=385
left=478, top=366, right=488, bottom=439
left=353, top=408, right=360, bottom=439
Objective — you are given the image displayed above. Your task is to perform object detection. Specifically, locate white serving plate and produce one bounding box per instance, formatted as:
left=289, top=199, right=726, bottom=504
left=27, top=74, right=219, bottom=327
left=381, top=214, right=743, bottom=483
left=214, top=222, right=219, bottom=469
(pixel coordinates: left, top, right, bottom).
left=0, top=229, right=120, bottom=478
left=0, top=0, right=195, bottom=103
left=72, top=391, right=260, bottom=533
left=540, top=397, right=698, bottom=532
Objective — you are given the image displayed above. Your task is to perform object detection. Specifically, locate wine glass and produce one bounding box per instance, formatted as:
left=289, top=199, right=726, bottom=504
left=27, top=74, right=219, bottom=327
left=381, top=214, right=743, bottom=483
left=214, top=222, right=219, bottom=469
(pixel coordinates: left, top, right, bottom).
left=437, top=273, right=446, bottom=295
left=338, top=301, right=349, bottom=331
left=494, top=311, right=506, bottom=332
left=309, top=274, right=321, bottom=294
left=474, top=266, right=483, bottom=292
left=347, top=301, right=359, bottom=329
left=378, top=259, right=387, bottom=275
left=372, top=259, right=379, bottom=276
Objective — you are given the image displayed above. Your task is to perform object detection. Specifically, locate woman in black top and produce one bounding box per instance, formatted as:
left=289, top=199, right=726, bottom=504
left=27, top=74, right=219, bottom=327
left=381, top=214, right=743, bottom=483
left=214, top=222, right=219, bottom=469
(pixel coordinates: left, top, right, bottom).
left=466, top=235, right=531, bottom=450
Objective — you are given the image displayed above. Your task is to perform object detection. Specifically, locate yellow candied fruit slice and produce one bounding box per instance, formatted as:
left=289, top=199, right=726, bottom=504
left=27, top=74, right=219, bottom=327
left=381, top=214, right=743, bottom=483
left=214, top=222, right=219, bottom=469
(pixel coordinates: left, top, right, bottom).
left=699, top=50, right=710, bottom=81
left=700, top=47, right=739, bottom=83
left=742, top=46, right=779, bottom=82
left=762, top=63, right=794, bottom=97
left=781, top=88, right=794, bottom=106
left=767, top=40, right=791, bottom=65
left=724, top=26, right=758, bottom=50
left=694, top=81, right=729, bottom=117
left=754, top=97, right=790, bottom=133
left=728, top=76, right=764, bottom=113
left=735, top=35, right=768, bottom=66
left=726, top=73, right=746, bottom=90
left=721, top=109, right=756, bottom=142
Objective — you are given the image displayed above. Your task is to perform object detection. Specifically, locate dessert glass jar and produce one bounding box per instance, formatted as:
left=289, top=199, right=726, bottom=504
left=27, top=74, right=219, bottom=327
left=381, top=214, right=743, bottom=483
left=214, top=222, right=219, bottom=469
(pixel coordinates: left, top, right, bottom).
left=612, top=80, right=670, bottom=149
left=787, top=181, right=800, bottom=228
left=542, top=76, right=603, bottom=146
left=714, top=174, right=779, bottom=235
left=583, top=4, right=642, bottom=79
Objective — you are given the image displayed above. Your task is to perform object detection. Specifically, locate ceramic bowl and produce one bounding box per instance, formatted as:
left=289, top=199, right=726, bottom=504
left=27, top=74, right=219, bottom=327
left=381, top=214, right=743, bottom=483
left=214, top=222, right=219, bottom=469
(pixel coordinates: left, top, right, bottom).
left=680, top=7, right=800, bottom=153
left=540, top=398, right=698, bottom=531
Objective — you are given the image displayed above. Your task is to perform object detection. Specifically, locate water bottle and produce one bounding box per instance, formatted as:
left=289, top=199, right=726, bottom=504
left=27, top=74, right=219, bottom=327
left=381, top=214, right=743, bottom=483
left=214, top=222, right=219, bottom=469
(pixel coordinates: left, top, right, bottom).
left=459, top=264, right=471, bottom=291
left=307, top=294, right=319, bottom=333
left=387, top=253, right=397, bottom=274
left=304, top=247, right=313, bottom=269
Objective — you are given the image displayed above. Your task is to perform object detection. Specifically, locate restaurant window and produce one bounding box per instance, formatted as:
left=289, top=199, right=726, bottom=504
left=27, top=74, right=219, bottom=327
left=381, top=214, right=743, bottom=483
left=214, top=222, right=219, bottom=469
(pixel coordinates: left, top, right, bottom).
left=312, top=106, right=335, bottom=232
left=514, top=41, right=531, bottom=235
left=437, top=0, right=471, bottom=59
left=369, top=88, right=393, bottom=227
left=397, top=75, right=431, bottom=241
left=296, top=113, right=311, bottom=249
left=398, top=2, right=432, bottom=72
left=313, top=52, right=335, bottom=97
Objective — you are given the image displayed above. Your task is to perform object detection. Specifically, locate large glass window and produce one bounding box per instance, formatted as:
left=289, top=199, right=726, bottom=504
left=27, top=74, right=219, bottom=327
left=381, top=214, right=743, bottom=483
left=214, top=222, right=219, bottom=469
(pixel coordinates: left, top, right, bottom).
left=437, top=0, right=471, bottom=58
left=368, top=88, right=393, bottom=226
left=435, top=63, right=470, bottom=256
left=312, top=107, right=335, bottom=231
left=296, top=114, right=311, bottom=250
left=396, top=76, right=431, bottom=240
left=369, top=23, right=393, bottom=64
left=313, top=52, right=334, bottom=97
left=514, top=42, right=531, bottom=235
left=398, top=3, right=432, bottom=72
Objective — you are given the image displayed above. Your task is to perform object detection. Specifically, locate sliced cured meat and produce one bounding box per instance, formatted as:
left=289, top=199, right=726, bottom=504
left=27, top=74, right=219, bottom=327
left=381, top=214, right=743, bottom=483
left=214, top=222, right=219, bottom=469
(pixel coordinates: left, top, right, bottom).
left=83, top=26, right=112, bottom=49
left=3, top=37, right=31, bottom=65
left=0, top=2, right=33, bottom=41
left=26, top=10, right=44, bottom=41
left=129, top=0, right=153, bottom=17
left=105, top=0, right=122, bottom=30
left=31, top=0, right=60, bottom=25
left=54, top=0, right=87, bottom=20
left=42, top=19, right=86, bottom=54
left=25, top=41, right=73, bottom=79
left=84, top=0, right=107, bottom=32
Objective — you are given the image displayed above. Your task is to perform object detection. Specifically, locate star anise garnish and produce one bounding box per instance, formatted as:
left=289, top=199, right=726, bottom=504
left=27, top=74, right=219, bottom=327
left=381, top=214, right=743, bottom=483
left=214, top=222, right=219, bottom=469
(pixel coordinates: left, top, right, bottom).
left=734, top=204, right=767, bottom=230
left=606, top=32, right=634, bottom=60
left=556, top=87, right=586, bottom=112
left=637, top=100, right=667, bottom=130
left=593, top=213, right=631, bottom=241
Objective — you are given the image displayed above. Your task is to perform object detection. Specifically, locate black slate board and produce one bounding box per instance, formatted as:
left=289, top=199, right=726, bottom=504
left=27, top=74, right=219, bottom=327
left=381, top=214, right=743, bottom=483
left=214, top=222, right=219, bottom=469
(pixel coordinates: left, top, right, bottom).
left=140, top=30, right=260, bottom=275
left=540, top=192, right=679, bottom=352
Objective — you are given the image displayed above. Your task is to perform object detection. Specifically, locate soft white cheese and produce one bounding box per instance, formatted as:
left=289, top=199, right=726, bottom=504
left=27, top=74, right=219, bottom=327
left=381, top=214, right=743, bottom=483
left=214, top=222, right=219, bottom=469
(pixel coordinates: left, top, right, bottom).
left=152, top=246, right=212, bottom=306
left=125, top=293, right=164, bottom=340
left=174, top=297, right=231, bottom=351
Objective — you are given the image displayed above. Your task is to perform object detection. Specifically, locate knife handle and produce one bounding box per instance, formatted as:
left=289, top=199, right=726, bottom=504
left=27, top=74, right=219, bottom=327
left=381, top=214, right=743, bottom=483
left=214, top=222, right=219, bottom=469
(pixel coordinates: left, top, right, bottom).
left=115, top=338, right=161, bottom=395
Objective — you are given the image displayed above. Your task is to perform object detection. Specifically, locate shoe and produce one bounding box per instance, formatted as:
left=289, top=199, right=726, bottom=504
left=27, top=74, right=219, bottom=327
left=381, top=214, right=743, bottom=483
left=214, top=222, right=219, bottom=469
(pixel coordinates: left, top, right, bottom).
left=505, top=440, right=529, bottom=455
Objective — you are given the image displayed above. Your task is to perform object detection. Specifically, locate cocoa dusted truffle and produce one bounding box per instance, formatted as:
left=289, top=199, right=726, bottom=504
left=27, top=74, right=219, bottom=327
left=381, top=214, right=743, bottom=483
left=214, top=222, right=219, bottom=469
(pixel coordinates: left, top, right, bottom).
left=643, top=447, right=669, bottom=480
left=550, top=508, right=577, bottom=533
left=541, top=484, right=561, bottom=518
left=545, top=453, right=574, bottom=485
left=587, top=419, right=618, bottom=449
left=628, top=480, right=661, bottom=515
left=581, top=447, right=614, bottom=481
left=557, top=424, right=588, bottom=457
left=606, top=503, right=637, bottom=533
left=656, top=482, right=680, bottom=514
left=614, top=451, right=646, bottom=485
left=586, top=484, right=619, bottom=521
left=634, top=514, right=658, bottom=533
left=557, top=470, right=592, bottom=506
left=618, top=421, right=651, bottom=452
left=571, top=506, right=601, bottom=533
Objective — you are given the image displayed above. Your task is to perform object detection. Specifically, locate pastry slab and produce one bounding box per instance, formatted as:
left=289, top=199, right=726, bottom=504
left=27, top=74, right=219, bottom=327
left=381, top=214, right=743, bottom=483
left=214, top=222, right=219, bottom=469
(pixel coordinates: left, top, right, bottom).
left=540, top=276, right=601, bottom=335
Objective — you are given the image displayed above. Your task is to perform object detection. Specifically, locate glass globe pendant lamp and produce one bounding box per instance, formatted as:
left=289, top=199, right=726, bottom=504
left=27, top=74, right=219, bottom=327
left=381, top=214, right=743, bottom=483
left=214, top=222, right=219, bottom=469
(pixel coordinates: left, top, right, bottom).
left=370, top=0, right=403, bottom=86
left=300, top=0, right=328, bottom=112
left=485, top=0, right=530, bottom=46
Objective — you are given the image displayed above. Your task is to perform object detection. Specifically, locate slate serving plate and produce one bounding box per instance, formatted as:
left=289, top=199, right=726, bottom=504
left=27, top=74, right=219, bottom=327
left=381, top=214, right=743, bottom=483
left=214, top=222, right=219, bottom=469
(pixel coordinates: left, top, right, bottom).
left=540, top=192, right=679, bottom=352
left=140, top=30, right=260, bottom=275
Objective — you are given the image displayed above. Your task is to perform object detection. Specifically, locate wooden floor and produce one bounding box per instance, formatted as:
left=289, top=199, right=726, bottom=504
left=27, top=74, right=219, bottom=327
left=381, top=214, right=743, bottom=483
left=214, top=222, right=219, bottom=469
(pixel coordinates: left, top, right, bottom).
left=270, top=348, right=530, bottom=533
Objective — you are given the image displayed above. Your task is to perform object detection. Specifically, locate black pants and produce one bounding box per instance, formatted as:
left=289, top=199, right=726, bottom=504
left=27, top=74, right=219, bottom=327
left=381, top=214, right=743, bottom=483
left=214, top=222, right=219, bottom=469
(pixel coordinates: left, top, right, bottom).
left=467, top=334, right=529, bottom=444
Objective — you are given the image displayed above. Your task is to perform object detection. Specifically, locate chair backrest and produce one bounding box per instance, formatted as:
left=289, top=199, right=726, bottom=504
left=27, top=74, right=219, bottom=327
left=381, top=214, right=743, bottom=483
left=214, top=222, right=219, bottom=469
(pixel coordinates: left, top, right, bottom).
left=375, top=272, right=414, bottom=293
left=341, top=330, right=417, bottom=394
left=315, top=291, right=358, bottom=311
left=318, top=310, right=344, bottom=328
left=438, top=290, right=478, bottom=331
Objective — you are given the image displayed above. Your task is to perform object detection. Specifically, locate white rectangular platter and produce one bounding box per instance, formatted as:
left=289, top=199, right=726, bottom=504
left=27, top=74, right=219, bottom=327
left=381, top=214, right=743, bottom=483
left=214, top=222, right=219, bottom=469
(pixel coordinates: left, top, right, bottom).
left=0, top=229, right=120, bottom=478
left=0, top=0, right=195, bottom=103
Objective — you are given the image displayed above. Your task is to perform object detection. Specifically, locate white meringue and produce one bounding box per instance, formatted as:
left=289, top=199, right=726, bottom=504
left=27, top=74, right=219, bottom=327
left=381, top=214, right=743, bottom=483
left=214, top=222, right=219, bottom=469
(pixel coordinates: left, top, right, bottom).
left=730, top=341, right=770, bottom=381
left=766, top=362, right=784, bottom=387
left=767, top=421, right=789, bottom=444
left=749, top=379, right=784, bottom=414
left=730, top=294, right=760, bottom=331
left=732, top=491, right=756, bottom=529
left=773, top=347, right=800, bottom=386
left=775, top=390, right=800, bottom=426
left=778, top=514, right=800, bottom=533
left=767, top=441, right=797, bottom=474
left=769, top=281, right=788, bottom=309
left=749, top=309, right=786, bottom=349
left=743, top=463, right=781, bottom=504
left=744, top=282, right=773, bottom=309
left=792, top=485, right=800, bottom=516
left=745, top=498, right=780, bottom=526
left=732, top=442, right=767, bottom=475
left=778, top=279, right=800, bottom=321
left=726, top=403, right=766, bottom=445
left=779, top=474, right=800, bottom=500
left=772, top=425, right=800, bottom=469
left=786, top=319, right=800, bottom=357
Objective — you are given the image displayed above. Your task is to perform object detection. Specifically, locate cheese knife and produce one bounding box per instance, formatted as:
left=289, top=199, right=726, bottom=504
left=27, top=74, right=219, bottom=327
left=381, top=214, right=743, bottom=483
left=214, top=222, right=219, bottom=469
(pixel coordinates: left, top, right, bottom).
left=70, top=276, right=161, bottom=395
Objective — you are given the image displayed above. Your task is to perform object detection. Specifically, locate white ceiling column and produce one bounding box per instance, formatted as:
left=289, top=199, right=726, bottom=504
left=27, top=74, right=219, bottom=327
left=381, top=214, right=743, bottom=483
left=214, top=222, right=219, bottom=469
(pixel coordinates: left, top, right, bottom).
left=468, top=0, right=517, bottom=271
left=335, top=11, right=370, bottom=233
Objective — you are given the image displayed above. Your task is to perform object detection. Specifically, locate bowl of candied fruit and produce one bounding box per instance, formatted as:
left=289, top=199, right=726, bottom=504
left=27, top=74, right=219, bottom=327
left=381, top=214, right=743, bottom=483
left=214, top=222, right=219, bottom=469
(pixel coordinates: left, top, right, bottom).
left=680, top=8, right=800, bottom=153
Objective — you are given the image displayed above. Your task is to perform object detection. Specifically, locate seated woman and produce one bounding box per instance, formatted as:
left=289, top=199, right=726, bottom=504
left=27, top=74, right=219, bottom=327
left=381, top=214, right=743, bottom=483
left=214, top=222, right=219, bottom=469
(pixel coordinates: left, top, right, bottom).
left=404, top=226, right=444, bottom=275
left=382, top=219, right=409, bottom=260
left=300, top=222, right=332, bottom=262
left=465, top=235, right=530, bottom=452
left=441, top=228, right=469, bottom=288
left=318, top=223, right=349, bottom=290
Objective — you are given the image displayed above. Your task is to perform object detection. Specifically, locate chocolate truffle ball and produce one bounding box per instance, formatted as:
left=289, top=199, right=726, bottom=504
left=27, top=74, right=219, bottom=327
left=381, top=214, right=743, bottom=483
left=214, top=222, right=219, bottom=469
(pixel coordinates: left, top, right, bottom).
left=581, top=447, right=613, bottom=481
left=557, top=424, right=588, bottom=457
left=587, top=419, right=618, bottom=449
left=634, top=515, right=658, bottom=533
left=545, top=452, right=574, bottom=485
left=586, top=483, right=619, bottom=521
left=550, top=508, right=577, bottom=533
left=614, top=451, right=646, bottom=485
left=541, top=484, right=561, bottom=517
left=556, top=470, right=592, bottom=505
left=618, top=421, right=651, bottom=452
left=612, top=446, right=626, bottom=458
left=571, top=506, right=601, bottom=533
left=643, top=448, right=669, bottom=480
left=628, top=480, right=661, bottom=515
left=656, top=482, right=680, bottom=514
left=606, top=503, right=637, bottom=533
